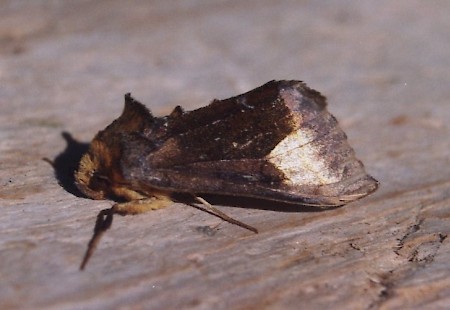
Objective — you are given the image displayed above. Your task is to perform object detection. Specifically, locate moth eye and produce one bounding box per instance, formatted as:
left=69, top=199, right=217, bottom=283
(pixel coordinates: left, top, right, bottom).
left=89, top=173, right=111, bottom=191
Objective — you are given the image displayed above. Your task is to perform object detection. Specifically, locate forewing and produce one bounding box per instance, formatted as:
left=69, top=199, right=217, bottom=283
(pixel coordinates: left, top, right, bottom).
left=120, top=81, right=378, bottom=207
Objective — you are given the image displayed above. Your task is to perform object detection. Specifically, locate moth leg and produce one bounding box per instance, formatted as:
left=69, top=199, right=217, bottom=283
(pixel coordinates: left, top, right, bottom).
left=80, top=208, right=114, bottom=270
left=111, top=196, right=172, bottom=215
left=193, top=196, right=258, bottom=233
left=80, top=196, right=172, bottom=270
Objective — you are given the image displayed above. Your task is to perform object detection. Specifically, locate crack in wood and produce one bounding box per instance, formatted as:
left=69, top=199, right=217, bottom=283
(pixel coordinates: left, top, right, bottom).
left=369, top=209, right=448, bottom=309
left=394, top=219, right=423, bottom=257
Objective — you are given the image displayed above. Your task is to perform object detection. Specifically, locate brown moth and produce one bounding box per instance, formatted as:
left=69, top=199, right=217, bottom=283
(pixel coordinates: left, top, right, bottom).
left=75, top=80, right=378, bottom=269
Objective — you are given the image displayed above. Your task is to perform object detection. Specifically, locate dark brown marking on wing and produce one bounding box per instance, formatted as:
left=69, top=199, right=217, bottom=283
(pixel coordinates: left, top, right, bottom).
left=146, top=81, right=304, bottom=168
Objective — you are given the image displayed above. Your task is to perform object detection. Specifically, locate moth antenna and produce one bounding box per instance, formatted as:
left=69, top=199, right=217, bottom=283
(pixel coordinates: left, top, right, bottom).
left=193, top=196, right=258, bottom=233
left=42, top=157, right=55, bottom=167
left=80, top=208, right=114, bottom=270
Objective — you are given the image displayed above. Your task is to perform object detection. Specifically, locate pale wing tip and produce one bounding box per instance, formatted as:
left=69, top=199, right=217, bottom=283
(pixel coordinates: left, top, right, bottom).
left=339, top=174, right=379, bottom=202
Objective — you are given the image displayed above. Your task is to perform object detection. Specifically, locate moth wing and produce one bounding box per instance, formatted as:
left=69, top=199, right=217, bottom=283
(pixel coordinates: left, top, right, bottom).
left=119, top=80, right=378, bottom=207
left=123, top=155, right=377, bottom=207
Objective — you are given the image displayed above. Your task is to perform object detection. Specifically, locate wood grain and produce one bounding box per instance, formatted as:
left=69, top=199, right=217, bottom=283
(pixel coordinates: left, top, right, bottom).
left=1, top=1, right=449, bottom=309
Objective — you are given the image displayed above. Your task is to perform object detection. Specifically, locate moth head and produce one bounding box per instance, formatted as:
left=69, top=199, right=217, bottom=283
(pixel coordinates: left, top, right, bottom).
left=75, top=139, right=116, bottom=200
left=75, top=93, right=155, bottom=200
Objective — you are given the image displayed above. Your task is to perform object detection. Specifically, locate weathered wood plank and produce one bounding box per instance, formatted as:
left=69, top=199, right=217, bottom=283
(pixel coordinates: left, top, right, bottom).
left=1, top=1, right=449, bottom=309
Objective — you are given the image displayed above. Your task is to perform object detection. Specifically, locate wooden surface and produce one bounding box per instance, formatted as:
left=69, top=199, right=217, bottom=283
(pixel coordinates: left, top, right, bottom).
left=1, top=1, right=450, bottom=309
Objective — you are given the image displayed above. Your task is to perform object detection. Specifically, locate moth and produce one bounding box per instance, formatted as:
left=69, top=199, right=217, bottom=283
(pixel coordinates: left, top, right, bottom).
left=75, top=80, right=378, bottom=269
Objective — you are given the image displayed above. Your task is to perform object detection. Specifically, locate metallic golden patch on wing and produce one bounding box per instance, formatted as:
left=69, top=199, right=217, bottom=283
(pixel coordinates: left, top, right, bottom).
left=267, top=129, right=341, bottom=186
